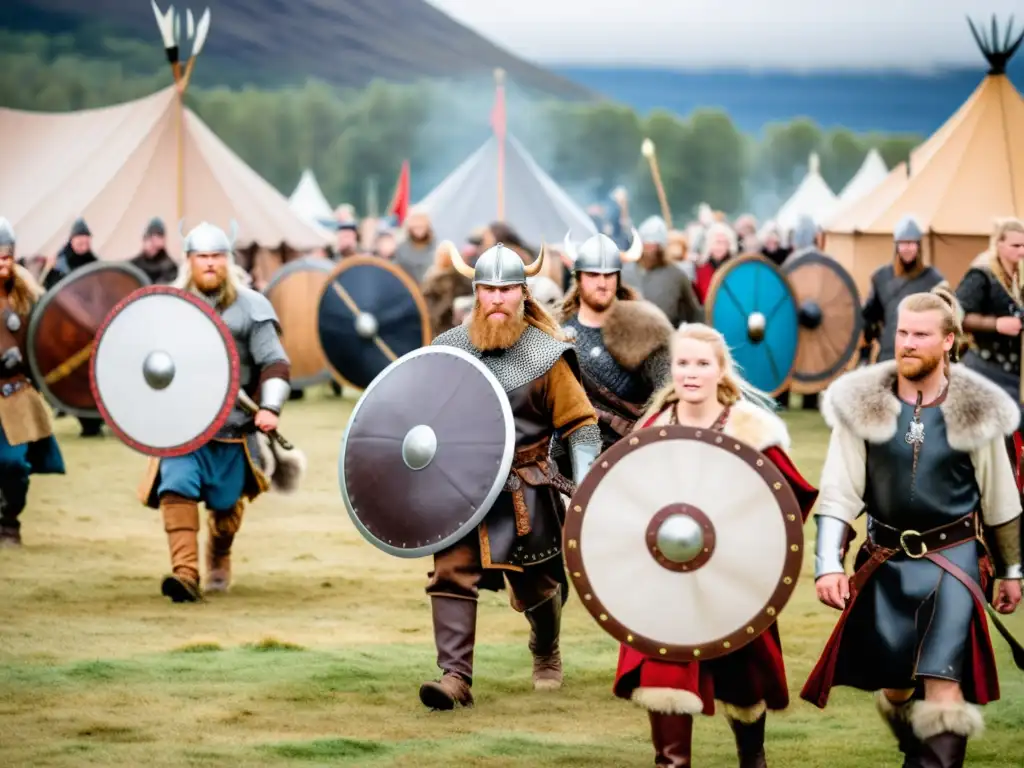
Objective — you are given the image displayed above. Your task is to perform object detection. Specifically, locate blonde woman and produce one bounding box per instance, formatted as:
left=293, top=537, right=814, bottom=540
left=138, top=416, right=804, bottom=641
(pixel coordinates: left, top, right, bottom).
left=613, top=323, right=817, bottom=767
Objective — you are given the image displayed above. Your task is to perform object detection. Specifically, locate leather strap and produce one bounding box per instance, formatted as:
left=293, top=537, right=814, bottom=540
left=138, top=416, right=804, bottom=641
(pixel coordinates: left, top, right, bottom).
left=868, top=513, right=976, bottom=556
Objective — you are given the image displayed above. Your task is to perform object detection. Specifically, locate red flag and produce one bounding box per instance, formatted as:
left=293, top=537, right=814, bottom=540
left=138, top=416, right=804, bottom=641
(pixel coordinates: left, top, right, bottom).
left=490, top=75, right=506, bottom=141
left=387, top=160, right=410, bottom=225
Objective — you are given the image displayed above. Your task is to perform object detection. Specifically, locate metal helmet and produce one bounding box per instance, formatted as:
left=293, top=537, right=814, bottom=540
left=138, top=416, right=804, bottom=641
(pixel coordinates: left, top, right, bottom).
left=894, top=215, right=923, bottom=243
left=180, top=220, right=238, bottom=254
left=447, top=241, right=546, bottom=288
left=638, top=215, right=669, bottom=246
left=0, top=217, right=15, bottom=249
left=564, top=228, right=642, bottom=274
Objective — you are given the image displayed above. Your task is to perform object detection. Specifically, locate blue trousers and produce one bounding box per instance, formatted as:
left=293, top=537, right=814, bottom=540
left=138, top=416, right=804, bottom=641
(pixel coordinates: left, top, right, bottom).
left=157, top=441, right=247, bottom=511
left=0, top=429, right=65, bottom=528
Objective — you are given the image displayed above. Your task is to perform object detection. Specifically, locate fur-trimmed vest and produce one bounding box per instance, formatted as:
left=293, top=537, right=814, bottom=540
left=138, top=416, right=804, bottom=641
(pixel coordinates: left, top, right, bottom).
left=639, top=397, right=791, bottom=453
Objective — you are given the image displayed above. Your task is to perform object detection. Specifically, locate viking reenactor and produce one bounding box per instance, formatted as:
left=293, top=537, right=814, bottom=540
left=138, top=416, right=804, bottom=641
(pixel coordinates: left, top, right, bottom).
left=419, top=241, right=601, bottom=710
left=393, top=207, right=436, bottom=283
left=621, top=216, right=703, bottom=326
left=609, top=322, right=817, bottom=768
left=860, top=214, right=945, bottom=364
left=802, top=287, right=1023, bottom=768
left=558, top=230, right=673, bottom=450
left=421, top=242, right=473, bottom=337
left=138, top=222, right=305, bottom=602
left=130, top=217, right=178, bottom=284
left=0, top=219, right=66, bottom=546
left=693, top=221, right=737, bottom=305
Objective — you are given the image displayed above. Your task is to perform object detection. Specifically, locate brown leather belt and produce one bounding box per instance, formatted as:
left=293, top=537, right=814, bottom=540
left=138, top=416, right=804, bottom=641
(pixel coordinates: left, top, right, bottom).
left=503, top=440, right=575, bottom=537
left=594, top=405, right=636, bottom=439
left=867, top=513, right=976, bottom=559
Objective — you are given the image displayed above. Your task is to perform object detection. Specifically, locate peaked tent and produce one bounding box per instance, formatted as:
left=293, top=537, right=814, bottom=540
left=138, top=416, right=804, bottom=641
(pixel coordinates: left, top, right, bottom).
left=416, top=133, right=597, bottom=246
left=0, top=86, right=331, bottom=261
left=289, top=168, right=335, bottom=227
left=774, top=153, right=840, bottom=236
left=825, top=21, right=1024, bottom=293
left=836, top=148, right=889, bottom=205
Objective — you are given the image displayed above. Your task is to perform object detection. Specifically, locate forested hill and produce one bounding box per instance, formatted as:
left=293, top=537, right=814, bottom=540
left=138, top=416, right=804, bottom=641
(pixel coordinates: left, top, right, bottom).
left=0, top=0, right=594, bottom=98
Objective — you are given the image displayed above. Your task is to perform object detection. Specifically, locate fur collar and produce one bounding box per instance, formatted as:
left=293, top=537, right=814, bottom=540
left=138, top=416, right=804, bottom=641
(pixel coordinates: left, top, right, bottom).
left=644, top=399, right=790, bottom=452
left=821, top=361, right=1020, bottom=449
left=601, top=299, right=673, bottom=371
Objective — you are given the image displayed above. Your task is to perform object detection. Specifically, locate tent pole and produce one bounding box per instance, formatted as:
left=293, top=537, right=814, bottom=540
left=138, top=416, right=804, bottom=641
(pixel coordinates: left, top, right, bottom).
left=493, top=69, right=506, bottom=221
left=176, top=88, right=185, bottom=225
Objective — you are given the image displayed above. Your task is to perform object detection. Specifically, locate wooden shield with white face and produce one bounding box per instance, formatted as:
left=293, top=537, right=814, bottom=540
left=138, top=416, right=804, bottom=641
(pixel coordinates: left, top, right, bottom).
left=564, top=425, right=804, bottom=662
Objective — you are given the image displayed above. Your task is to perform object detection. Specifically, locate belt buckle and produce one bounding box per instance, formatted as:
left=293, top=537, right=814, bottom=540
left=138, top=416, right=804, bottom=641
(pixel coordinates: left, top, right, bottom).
left=899, top=529, right=928, bottom=559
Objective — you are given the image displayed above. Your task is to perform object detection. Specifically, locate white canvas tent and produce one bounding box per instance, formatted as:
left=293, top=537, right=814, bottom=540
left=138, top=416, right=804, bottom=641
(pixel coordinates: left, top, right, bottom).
left=836, top=148, right=889, bottom=205
left=0, top=86, right=331, bottom=260
left=775, top=152, right=840, bottom=235
left=289, top=168, right=335, bottom=227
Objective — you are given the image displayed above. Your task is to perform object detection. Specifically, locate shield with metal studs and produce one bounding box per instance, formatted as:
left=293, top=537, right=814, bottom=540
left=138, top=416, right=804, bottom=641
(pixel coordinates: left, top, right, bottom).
left=339, top=345, right=515, bottom=558
left=705, top=255, right=799, bottom=396
left=564, top=425, right=804, bottom=662
left=317, top=256, right=432, bottom=390
left=28, top=261, right=151, bottom=417
left=781, top=251, right=863, bottom=394
left=264, top=257, right=334, bottom=390
left=89, top=286, right=241, bottom=458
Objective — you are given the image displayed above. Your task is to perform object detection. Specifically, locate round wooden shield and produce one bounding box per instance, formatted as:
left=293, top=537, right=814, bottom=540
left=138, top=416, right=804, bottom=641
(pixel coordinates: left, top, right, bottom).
left=317, top=256, right=431, bottom=391
left=89, top=286, right=241, bottom=458
left=28, top=261, right=151, bottom=417
left=564, top=425, right=804, bottom=662
left=264, top=257, right=333, bottom=389
left=705, top=255, right=799, bottom=397
left=339, top=346, right=515, bottom=558
left=781, top=251, right=864, bottom=394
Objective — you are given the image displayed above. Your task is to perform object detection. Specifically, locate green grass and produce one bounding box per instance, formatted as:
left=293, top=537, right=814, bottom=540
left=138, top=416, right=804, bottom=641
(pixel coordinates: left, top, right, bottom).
left=0, top=390, right=1021, bottom=766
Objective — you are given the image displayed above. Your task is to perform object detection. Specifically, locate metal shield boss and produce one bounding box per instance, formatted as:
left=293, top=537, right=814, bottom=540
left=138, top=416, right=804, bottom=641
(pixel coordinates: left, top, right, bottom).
left=781, top=252, right=863, bottom=394
left=263, top=256, right=334, bottom=389
left=705, top=255, right=799, bottom=396
left=339, top=346, right=515, bottom=558
left=28, top=261, right=151, bottom=417
left=317, top=256, right=431, bottom=390
left=89, top=286, right=241, bottom=457
left=564, top=426, right=804, bottom=662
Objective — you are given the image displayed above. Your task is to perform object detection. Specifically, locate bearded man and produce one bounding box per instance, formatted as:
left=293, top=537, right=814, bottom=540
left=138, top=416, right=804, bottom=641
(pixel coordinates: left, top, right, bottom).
left=621, top=216, right=703, bottom=326
left=138, top=222, right=304, bottom=602
left=0, top=218, right=66, bottom=546
left=558, top=230, right=672, bottom=451
left=420, top=240, right=601, bottom=710
left=393, top=207, right=436, bottom=284
left=860, top=215, right=946, bottom=363
left=803, top=287, right=1022, bottom=768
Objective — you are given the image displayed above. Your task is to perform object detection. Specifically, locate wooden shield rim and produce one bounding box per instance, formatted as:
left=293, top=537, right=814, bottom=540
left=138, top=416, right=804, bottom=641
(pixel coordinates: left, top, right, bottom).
left=705, top=254, right=798, bottom=397
left=88, top=285, right=241, bottom=458
left=337, top=345, right=516, bottom=558
left=263, top=256, right=335, bottom=389
left=564, top=424, right=804, bottom=662
left=27, top=260, right=151, bottom=418
left=316, top=255, right=432, bottom=392
left=782, top=251, right=864, bottom=394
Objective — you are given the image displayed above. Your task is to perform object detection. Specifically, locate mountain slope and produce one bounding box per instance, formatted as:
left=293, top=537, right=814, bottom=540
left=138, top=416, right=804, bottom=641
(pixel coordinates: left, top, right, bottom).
left=0, top=0, right=594, bottom=99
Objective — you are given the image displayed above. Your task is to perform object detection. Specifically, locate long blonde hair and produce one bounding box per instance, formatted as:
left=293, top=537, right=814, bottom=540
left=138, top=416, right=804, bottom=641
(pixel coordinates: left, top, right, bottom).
left=644, top=323, right=777, bottom=416
left=4, top=264, right=44, bottom=315
left=984, top=217, right=1024, bottom=303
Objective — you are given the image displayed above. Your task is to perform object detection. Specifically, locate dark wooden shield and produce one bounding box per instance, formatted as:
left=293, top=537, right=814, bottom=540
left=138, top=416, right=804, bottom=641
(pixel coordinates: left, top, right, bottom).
left=264, top=257, right=334, bottom=389
left=781, top=251, right=864, bottom=394
left=28, top=261, right=151, bottom=417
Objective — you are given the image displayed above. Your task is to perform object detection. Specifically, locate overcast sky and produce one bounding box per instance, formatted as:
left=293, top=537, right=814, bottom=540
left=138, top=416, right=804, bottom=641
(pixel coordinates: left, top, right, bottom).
left=427, top=0, right=1022, bottom=70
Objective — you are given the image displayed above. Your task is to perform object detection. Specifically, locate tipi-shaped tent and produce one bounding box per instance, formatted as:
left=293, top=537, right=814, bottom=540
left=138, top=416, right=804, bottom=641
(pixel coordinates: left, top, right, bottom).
left=826, top=17, right=1024, bottom=293
left=416, top=133, right=597, bottom=245
left=837, top=148, right=889, bottom=205
left=0, top=86, right=331, bottom=260
left=774, top=152, right=840, bottom=236
left=289, top=169, right=335, bottom=228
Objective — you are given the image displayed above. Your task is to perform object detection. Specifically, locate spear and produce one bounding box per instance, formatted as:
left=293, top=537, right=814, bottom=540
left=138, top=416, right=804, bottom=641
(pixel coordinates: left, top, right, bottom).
left=641, top=138, right=673, bottom=229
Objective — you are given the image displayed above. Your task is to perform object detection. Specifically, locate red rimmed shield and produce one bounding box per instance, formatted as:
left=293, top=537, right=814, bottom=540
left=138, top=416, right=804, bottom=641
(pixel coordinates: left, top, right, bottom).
left=89, top=286, right=241, bottom=457
left=564, top=425, right=804, bottom=662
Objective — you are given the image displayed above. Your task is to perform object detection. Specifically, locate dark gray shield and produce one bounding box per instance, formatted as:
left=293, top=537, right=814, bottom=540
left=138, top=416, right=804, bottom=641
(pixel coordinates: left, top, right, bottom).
left=339, top=346, right=515, bottom=558
left=781, top=251, right=864, bottom=394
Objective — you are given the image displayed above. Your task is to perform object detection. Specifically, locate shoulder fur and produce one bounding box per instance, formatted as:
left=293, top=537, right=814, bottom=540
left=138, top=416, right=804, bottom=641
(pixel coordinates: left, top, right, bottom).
left=13, top=264, right=44, bottom=302
left=723, top=399, right=791, bottom=451
left=602, top=299, right=673, bottom=371
left=821, top=361, right=1020, bottom=449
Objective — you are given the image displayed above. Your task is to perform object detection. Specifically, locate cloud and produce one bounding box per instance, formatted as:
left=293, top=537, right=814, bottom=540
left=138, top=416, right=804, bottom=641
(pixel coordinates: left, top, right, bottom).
left=426, top=0, right=1023, bottom=69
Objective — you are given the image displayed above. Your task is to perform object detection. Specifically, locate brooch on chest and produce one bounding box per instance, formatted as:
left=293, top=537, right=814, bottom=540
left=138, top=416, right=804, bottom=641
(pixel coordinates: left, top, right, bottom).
left=904, top=392, right=925, bottom=446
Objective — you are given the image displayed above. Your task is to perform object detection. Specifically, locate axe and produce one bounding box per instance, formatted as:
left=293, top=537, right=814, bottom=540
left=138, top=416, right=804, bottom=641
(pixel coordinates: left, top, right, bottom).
left=236, top=389, right=294, bottom=450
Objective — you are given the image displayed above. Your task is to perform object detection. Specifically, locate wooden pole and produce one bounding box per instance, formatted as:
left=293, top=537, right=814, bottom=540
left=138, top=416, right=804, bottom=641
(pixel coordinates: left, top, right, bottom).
left=641, top=139, right=673, bottom=228
left=494, top=68, right=506, bottom=221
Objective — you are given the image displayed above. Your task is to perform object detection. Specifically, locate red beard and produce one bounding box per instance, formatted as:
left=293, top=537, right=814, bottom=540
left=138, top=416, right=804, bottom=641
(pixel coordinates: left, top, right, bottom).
left=468, top=300, right=527, bottom=351
left=897, top=349, right=943, bottom=381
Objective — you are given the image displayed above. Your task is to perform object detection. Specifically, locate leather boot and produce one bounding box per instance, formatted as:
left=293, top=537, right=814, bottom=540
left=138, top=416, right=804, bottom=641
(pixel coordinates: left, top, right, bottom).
left=917, top=733, right=967, bottom=768
left=0, top=479, right=28, bottom=548
left=526, top=587, right=563, bottom=691
left=160, top=494, right=201, bottom=602
left=727, top=712, right=768, bottom=768
left=206, top=502, right=244, bottom=593
left=875, top=693, right=921, bottom=764
left=648, top=711, right=693, bottom=767
left=419, top=597, right=476, bottom=710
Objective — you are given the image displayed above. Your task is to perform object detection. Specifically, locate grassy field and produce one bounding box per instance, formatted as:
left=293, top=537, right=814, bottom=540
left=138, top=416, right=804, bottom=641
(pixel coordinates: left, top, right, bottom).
left=1, top=389, right=1022, bottom=767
